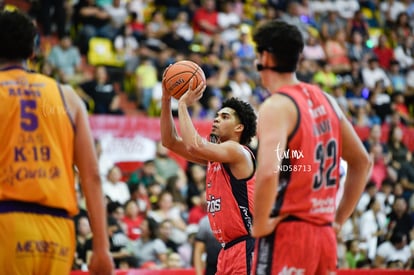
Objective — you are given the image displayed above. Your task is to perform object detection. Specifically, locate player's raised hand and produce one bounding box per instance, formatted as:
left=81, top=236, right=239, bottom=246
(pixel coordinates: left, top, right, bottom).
left=179, top=78, right=206, bottom=106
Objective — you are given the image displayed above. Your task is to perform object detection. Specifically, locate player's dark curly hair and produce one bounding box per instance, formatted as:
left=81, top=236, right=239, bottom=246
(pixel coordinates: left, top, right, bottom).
left=0, top=11, right=36, bottom=60
left=222, top=97, right=257, bottom=145
left=253, top=20, right=304, bottom=72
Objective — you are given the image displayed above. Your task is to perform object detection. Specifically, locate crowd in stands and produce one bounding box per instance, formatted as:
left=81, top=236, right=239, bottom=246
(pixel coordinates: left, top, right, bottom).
left=6, top=0, right=414, bottom=271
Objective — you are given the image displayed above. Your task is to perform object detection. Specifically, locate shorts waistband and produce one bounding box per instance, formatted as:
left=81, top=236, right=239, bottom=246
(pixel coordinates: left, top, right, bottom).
left=280, top=215, right=332, bottom=226
left=0, top=201, right=70, bottom=218
left=222, top=235, right=254, bottom=250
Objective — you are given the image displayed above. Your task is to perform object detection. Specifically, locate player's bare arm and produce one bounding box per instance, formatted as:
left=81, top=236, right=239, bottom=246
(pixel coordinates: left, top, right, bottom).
left=62, top=85, right=114, bottom=275
left=252, top=94, right=297, bottom=237
left=160, top=81, right=207, bottom=165
left=335, top=114, right=372, bottom=226
left=324, top=93, right=372, bottom=227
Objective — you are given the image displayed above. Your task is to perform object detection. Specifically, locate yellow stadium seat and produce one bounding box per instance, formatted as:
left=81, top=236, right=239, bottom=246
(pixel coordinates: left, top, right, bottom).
left=87, top=37, right=124, bottom=67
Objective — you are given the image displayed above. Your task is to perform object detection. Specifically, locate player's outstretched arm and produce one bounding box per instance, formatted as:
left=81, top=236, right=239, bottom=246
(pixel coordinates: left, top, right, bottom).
left=62, top=85, right=114, bottom=275
left=160, top=80, right=207, bottom=165
left=335, top=116, right=372, bottom=227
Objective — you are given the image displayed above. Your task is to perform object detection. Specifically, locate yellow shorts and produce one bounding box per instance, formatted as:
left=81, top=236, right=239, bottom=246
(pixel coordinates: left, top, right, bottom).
left=0, top=201, right=75, bottom=275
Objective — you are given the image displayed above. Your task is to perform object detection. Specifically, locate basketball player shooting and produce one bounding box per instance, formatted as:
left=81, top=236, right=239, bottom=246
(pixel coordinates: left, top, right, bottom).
left=160, top=75, right=258, bottom=274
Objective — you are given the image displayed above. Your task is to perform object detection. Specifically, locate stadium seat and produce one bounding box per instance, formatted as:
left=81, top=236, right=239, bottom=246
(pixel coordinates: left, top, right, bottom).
left=87, top=37, right=124, bottom=67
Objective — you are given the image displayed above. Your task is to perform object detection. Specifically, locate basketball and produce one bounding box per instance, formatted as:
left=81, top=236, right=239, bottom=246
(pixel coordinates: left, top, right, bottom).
left=162, top=60, right=206, bottom=100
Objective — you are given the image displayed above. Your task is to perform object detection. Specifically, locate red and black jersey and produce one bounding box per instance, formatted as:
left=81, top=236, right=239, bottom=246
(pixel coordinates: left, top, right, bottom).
left=206, top=147, right=255, bottom=244
left=271, top=82, right=342, bottom=225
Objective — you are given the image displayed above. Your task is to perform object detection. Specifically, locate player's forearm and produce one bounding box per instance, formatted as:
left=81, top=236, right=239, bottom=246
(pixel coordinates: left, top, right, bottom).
left=178, top=101, right=204, bottom=149
left=160, top=97, right=179, bottom=148
left=81, top=176, right=110, bottom=252
left=335, top=161, right=371, bottom=225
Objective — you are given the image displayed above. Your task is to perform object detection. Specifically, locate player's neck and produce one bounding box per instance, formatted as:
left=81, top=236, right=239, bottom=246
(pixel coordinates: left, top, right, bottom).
left=0, top=60, right=27, bottom=70
left=266, top=72, right=300, bottom=94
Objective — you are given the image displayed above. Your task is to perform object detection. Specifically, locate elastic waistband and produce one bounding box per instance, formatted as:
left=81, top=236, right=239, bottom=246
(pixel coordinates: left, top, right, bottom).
left=222, top=235, right=254, bottom=250
left=0, top=201, right=70, bottom=219
left=280, top=215, right=331, bottom=226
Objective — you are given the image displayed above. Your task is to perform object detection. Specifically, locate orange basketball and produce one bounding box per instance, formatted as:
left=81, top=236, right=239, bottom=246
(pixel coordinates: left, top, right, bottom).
left=162, top=60, right=206, bottom=100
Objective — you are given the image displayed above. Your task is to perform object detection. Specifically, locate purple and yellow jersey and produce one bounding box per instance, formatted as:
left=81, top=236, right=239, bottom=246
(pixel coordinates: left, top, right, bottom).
left=0, top=66, right=77, bottom=216
left=271, top=82, right=342, bottom=225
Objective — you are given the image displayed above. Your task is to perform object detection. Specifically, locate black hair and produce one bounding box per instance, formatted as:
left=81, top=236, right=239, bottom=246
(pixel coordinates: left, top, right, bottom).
left=253, top=20, right=304, bottom=73
left=221, top=97, right=257, bottom=145
left=0, top=10, right=36, bottom=60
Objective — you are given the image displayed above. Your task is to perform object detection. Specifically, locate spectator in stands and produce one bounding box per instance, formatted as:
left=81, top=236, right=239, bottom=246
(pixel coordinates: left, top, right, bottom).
left=345, top=239, right=366, bottom=269
left=186, top=164, right=207, bottom=210
left=391, top=91, right=413, bottom=126
left=192, top=0, right=220, bottom=47
left=47, top=33, right=83, bottom=84
left=379, top=0, right=406, bottom=27
left=362, top=56, right=392, bottom=91
left=74, top=216, right=93, bottom=270
left=127, top=216, right=168, bottom=268
left=129, top=182, right=151, bottom=214
left=323, top=28, right=351, bottom=74
left=387, top=125, right=414, bottom=196
left=352, top=105, right=375, bottom=127
left=193, top=215, right=221, bottom=275
left=103, top=166, right=131, bottom=205
left=359, top=197, right=388, bottom=261
left=373, top=34, right=396, bottom=71
left=165, top=252, right=184, bottom=269
left=227, top=68, right=253, bottom=103
left=302, top=35, right=326, bottom=62
left=102, top=204, right=130, bottom=268
left=161, top=21, right=192, bottom=55
left=158, top=219, right=180, bottom=253
left=377, top=180, right=396, bottom=215
left=347, top=31, right=373, bottom=63
left=187, top=189, right=207, bottom=225
left=393, top=34, right=414, bottom=72
left=217, top=1, right=241, bottom=46
left=231, top=30, right=256, bottom=70
left=78, top=66, right=123, bottom=114
left=312, top=60, right=338, bottom=93
left=165, top=174, right=188, bottom=214
left=362, top=124, right=388, bottom=153
left=103, top=0, right=128, bottom=40
left=128, top=159, right=157, bottom=188
left=147, top=190, right=188, bottom=245
left=346, top=9, right=370, bottom=41
left=39, top=0, right=66, bottom=39
left=113, top=24, right=140, bottom=75
left=373, top=232, right=412, bottom=268
left=369, top=143, right=397, bottom=189
left=153, top=141, right=186, bottom=186
left=135, top=56, right=158, bottom=111
left=319, top=9, right=346, bottom=41
left=169, top=11, right=192, bottom=44
left=367, top=79, right=393, bottom=124
left=387, top=197, right=414, bottom=243
left=388, top=60, right=407, bottom=93
left=279, top=1, right=310, bottom=42
left=122, top=199, right=144, bottom=241
left=73, top=0, right=112, bottom=54
left=356, top=181, right=379, bottom=215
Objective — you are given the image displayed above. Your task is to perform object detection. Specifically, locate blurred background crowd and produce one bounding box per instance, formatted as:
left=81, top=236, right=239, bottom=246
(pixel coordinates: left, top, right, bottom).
left=4, top=0, right=414, bottom=271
